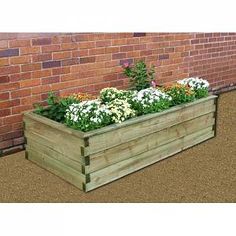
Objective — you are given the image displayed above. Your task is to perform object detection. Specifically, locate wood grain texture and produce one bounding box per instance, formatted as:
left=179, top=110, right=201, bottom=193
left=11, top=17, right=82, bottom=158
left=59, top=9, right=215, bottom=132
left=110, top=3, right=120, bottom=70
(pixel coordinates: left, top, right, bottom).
left=86, top=112, right=215, bottom=173
left=86, top=127, right=215, bottom=191
left=86, top=98, right=216, bottom=155
left=26, top=147, right=85, bottom=190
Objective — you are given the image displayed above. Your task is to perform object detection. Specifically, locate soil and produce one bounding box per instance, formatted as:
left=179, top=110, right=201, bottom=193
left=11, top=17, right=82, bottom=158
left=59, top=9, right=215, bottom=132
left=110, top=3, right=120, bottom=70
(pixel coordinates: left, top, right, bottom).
left=0, top=90, right=235, bottom=202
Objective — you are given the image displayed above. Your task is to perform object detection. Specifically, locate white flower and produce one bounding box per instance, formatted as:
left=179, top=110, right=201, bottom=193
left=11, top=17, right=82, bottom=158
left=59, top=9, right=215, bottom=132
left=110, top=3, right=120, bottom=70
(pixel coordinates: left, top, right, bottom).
left=178, top=77, right=209, bottom=90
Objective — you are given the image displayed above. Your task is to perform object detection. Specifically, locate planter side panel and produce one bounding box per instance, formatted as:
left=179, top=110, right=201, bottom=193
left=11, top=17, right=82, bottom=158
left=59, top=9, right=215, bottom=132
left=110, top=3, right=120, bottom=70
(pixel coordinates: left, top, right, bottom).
left=84, top=96, right=217, bottom=191
left=86, top=127, right=214, bottom=191
left=85, top=97, right=216, bottom=155
left=24, top=112, right=87, bottom=191
left=86, top=112, right=215, bottom=173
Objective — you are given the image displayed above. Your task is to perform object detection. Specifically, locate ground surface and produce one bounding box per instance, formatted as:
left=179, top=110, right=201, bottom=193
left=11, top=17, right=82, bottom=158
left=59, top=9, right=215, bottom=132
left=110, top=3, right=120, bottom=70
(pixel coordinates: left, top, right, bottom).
left=0, top=90, right=235, bottom=203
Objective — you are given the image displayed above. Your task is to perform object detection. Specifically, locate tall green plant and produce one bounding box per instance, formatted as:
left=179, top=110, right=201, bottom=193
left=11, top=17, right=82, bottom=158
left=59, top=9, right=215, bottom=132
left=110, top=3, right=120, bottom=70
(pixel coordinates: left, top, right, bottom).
left=123, top=61, right=155, bottom=91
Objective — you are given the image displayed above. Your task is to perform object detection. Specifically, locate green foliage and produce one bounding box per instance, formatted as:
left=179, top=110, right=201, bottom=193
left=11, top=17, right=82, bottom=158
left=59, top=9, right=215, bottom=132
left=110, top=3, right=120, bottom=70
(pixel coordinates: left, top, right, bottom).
left=123, top=61, right=155, bottom=91
left=194, top=88, right=209, bottom=99
left=34, top=92, right=80, bottom=123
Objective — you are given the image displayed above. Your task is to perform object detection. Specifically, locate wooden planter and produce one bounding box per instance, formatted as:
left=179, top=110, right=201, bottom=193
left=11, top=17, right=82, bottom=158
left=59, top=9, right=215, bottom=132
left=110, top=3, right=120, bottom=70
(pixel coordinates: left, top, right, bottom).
left=24, top=95, right=218, bottom=192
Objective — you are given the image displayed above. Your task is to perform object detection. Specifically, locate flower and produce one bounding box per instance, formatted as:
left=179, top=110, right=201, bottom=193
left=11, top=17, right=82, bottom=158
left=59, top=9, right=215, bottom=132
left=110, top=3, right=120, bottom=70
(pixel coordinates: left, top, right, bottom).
left=151, top=80, right=157, bottom=88
left=123, top=62, right=130, bottom=69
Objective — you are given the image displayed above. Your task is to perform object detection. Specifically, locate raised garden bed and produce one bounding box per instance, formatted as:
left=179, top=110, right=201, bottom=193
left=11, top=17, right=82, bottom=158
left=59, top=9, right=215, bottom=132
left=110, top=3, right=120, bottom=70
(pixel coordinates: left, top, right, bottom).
left=24, top=95, right=217, bottom=192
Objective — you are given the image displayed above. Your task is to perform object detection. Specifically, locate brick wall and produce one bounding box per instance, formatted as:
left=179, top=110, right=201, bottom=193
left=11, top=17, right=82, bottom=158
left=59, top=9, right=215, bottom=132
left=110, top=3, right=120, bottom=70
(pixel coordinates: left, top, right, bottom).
left=0, top=32, right=236, bottom=155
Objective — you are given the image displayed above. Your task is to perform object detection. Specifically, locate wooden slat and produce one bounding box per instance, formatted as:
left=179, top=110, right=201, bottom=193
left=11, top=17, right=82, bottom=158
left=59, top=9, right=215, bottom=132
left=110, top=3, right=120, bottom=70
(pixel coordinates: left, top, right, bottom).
left=86, top=112, right=215, bottom=173
left=26, top=139, right=83, bottom=173
left=85, top=127, right=214, bottom=192
left=27, top=147, right=85, bottom=190
left=24, top=116, right=84, bottom=162
left=24, top=112, right=85, bottom=138
left=85, top=97, right=216, bottom=155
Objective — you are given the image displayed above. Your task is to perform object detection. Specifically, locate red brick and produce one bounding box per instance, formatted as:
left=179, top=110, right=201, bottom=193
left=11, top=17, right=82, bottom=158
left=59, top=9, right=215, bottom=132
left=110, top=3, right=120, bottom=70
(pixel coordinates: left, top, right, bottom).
left=11, top=88, right=31, bottom=98
left=21, top=63, right=41, bottom=72
left=20, top=46, right=41, bottom=55
left=112, top=39, right=127, bottom=46
left=9, top=39, right=31, bottom=47
left=32, top=70, right=51, bottom=78
left=61, top=58, right=79, bottom=66
left=78, top=41, right=96, bottom=49
left=0, top=66, right=20, bottom=75
left=96, top=40, right=111, bottom=47
left=41, top=76, right=60, bottom=85
left=72, top=34, right=89, bottom=42
left=12, top=105, right=33, bottom=114
left=0, top=82, right=19, bottom=92
left=0, top=58, right=9, bottom=66
left=0, top=40, right=8, bottom=49
left=20, top=79, right=40, bottom=88
left=52, top=67, right=70, bottom=75
left=0, top=140, right=13, bottom=149
left=103, top=74, right=118, bottom=81
left=32, top=37, right=52, bottom=46
left=10, top=56, right=31, bottom=64
left=80, top=56, right=95, bottom=64
left=21, top=95, right=41, bottom=106
left=32, top=53, right=52, bottom=62
left=89, top=48, right=105, bottom=55
left=96, top=54, right=111, bottom=62
left=3, top=114, right=23, bottom=124
left=105, top=47, right=120, bottom=53
left=112, top=53, right=126, bottom=60
left=0, top=99, right=20, bottom=109
left=72, top=50, right=88, bottom=57
left=0, top=125, right=12, bottom=134
left=53, top=51, right=72, bottom=60
left=0, top=109, right=11, bottom=117
left=42, top=45, right=61, bottom=53
left=61, top=43, right=78, bottom=50
left=0, top=76, right=10, bottom=84
left=10, top=72, right=32, bottom=82
left=120, top=45, right=134, bottom=52
left=0, top=92, right=9, bottom=100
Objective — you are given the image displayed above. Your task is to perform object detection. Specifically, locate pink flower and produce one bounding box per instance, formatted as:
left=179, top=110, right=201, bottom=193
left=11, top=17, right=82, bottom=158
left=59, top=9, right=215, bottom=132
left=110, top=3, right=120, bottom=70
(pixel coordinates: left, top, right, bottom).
left=151, top=80, right=157, bottom=88
left=123, top=62, right=130, bottom=69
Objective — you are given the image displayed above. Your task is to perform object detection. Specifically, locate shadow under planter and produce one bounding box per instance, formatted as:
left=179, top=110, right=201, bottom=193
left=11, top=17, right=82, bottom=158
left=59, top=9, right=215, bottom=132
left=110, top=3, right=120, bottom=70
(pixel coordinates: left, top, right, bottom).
left=24, top=95, right=218, bottom=192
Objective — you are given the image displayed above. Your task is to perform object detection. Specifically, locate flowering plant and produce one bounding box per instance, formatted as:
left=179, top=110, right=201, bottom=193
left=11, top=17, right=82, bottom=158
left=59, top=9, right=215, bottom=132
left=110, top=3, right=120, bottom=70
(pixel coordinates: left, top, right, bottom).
left=65, top=99, right=112, bottom=132
left=35, top=77, right=210, bottom=132
left=123, top=61, right=155, bottom=91
left=100, top=87, right=134, bottom=103
left=130, top=88, right=172, bottom=115
left=177, top=77, right=209, bottom=99
left=163, top=83, right=195, bottom=105
left=107, top=99, right=136, bottom=123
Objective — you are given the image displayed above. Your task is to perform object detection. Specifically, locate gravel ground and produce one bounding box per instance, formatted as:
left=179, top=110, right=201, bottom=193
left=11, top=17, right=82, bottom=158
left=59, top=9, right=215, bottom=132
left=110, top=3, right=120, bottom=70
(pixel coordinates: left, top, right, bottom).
left=0, top=90, right=235, bottom=203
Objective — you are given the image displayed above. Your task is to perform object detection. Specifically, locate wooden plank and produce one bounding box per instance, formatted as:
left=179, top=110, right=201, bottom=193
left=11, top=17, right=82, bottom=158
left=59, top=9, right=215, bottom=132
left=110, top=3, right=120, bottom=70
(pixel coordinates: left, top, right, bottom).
left=85, top=127, right=214, bottom=191
left=86, top=98, right=216, bottom=155
left=24, top=116, right=84, bottom=162
left=86, top=112, right=215, bottom=173
left=26, top=139, right=84, bottom=173
left=24, top=112, right=85, bottom=138
left=27, top=147, right=85, bottom=190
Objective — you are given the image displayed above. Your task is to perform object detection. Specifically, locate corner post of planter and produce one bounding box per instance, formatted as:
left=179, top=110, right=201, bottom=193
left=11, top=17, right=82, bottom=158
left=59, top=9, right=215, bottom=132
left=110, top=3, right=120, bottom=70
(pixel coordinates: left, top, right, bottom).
left=81, top=137, right=91, bottom=192
left=213, top=95, right=219, bottom=137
